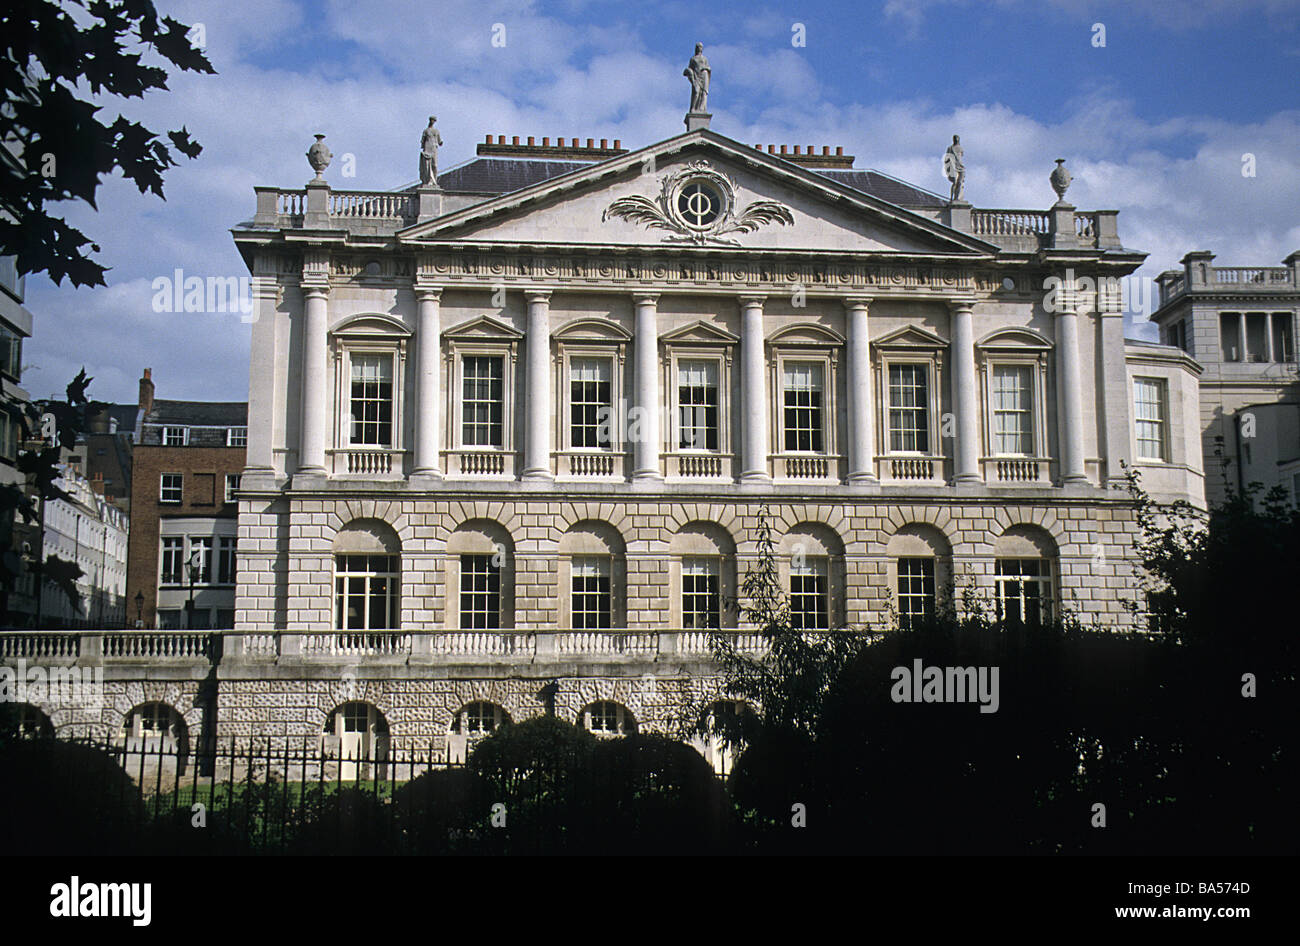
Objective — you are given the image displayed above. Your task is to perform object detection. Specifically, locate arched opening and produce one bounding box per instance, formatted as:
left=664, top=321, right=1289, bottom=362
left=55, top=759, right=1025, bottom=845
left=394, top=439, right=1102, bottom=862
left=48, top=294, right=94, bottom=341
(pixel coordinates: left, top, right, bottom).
left=0, top=702, right=54, bottom=739
left=886, top=524, right=954, bottom=629
left=119, top=701, right=189, bottom=777
left=447, top=700, right=512, bottom=763
left=322, top=701, right=390, bottom=781
left=445, top=520, right=515, bottom=630
left=993, top=525, right=1058, bottom=626
left=579, top=700, right=636, bottom=737
left=670, top=522, right=738, bottom=630
left=560, top=521, right=627, bottom=630
left=333, top=519, right=401, bottom=633
left=779, top=523, right=847, bottom=631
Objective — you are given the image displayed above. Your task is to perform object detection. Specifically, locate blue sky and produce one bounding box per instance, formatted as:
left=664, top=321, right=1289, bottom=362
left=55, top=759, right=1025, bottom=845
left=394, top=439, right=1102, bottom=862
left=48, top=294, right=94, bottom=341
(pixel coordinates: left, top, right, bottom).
left=21, top=0, right=1300, bottom=403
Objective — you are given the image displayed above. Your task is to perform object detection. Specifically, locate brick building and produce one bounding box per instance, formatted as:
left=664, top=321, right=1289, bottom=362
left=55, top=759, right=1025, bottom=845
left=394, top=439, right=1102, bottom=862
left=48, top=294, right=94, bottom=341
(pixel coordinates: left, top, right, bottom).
left=125, top=369, right=247, bottom=629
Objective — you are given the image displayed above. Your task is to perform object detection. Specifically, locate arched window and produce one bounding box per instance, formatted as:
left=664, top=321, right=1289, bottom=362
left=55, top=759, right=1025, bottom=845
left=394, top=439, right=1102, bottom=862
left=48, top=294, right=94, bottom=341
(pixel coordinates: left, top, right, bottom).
left=333, top=519, right=401, bottom=631
left=2, top=703, right=54, bottom=739
left=445, top=521, right=514, bottom=630
left=121, top=701, right=188, bottom=756
left=580, top=700, right=636, bottom=736
left=323, top=701, right=390, bottom=780
left=779, top=523, right=846, bottom=631
left=886, top=524, right=954, bottom=630
left=670, top=522, right=738, bottom=629
left=447, top=701, right=511, bottom=764
left=559, top=521, right=626, bottom=630
left=993, top=526, right=1057, bottom=626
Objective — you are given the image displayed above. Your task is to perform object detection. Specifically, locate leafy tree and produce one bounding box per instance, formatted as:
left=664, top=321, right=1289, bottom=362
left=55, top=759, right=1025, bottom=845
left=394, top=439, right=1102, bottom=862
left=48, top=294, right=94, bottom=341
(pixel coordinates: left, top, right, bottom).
left=2, top=0, right=214, bottom=286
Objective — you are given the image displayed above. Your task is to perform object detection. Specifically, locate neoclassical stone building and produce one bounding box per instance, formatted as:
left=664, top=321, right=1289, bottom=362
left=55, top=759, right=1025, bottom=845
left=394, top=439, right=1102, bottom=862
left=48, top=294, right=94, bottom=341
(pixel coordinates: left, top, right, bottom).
left=2, top=104, right=1207, bottom=766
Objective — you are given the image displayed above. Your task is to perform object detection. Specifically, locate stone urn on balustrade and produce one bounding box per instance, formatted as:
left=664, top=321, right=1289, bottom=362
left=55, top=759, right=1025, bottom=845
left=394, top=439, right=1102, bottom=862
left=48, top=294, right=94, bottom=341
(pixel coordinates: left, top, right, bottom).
left=306, top=134, right=332, bottom=181
left=1050, top=158, right=1072, bottom=204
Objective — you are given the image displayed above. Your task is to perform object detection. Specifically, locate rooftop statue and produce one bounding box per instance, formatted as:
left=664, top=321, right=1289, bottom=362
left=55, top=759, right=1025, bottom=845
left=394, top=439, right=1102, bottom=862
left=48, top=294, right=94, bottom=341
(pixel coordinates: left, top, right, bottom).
left=419, top=116, right=443, bottom=187
left=944, top=135, right=965, bottom=203
left=684, top=43, right=711, bottom=113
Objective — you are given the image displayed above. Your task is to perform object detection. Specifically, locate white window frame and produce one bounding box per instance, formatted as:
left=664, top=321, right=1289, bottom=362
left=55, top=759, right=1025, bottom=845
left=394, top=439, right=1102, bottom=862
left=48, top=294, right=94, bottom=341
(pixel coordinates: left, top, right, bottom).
left=994, top=558, right=1054, bottom=626
left=581, top=700, right=634, bottom=736
left=981, top=355, right=1048, bottom=459
left=226, top=427, right=248, bottom=447
left=777, top=357, right=830, bottom=455
left=1133, top=376, right=1169, bottom=462
left=162, top=426, right=188, bottom=447
left=673, top=356, right=724, bottom=453
left=160, top=536, right=184, bottom=586
left=159, top=473, right=183, bottom=504
left=447, top=340, right=518, bottom=453
left=880, top=356, right=943, bottom=456
left=562, top=352, right=620, bottom=453
left=681, top=556, right=723, bottom=630
left=217, top=536, right=237, bottom=586
left=332, top=341, right=407, bottom=453
left=789, top=556, right=831, bottom=631
left=224, top=473, right=241, bottom=503
left=570, top=555, right=613, bottom=630
left=333, top=553, right=401, bottom=631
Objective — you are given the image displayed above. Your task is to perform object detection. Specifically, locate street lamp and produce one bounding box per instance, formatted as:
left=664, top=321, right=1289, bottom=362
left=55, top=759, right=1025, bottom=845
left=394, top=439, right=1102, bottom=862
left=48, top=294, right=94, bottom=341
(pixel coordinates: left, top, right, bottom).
left=186, top=548, right=202, bottom=629
left=134, top=590, right=144, bottom=628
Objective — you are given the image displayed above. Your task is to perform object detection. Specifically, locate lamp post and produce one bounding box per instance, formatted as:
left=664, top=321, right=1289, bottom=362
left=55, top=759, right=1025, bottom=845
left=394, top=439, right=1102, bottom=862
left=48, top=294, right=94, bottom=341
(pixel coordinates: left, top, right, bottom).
left=186, top=548, right=201, bottom=629
left=134, top=590, right=144, bottom=628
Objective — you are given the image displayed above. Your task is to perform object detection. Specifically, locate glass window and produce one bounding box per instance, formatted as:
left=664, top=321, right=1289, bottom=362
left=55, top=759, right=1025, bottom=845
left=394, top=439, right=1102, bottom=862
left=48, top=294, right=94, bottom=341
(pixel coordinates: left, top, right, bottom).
left=991, top=365, right=1033, bottom=455
left=461, top=356, right=504, bottom=447
left=217, top=537, right=238, bottom=585
left=334, top=554, right=399, bottom=631
left=1220, top=313, right=1241, bottom=362
left=163, top=426, right=188, bottom=446
left=897, top=557, right=935, bottom=630
left=159, top=473, right=182, bottom=504
left=188, top=537, right=213, bottom=584
left=227, top=427, right=248, bottom=447
left=571, top=556, right=612, bottom=629
left=678, top=360, right=719, bottom=450
left=224, top=474, right=241, bottom=503
left=995, top=559, right=1053, bottom=627
left=888, top=363, right=929, bottom=453
left=584, top=701, right=633, bottom=735
left=1272, top=313, right=1294, bottom=363
left=1133, top=377, right=1168, bottom=462
left=682, top=557, right=721, bottom=629
left=349, top=354, right=394, bottom=446
left=570, top=358, right=612, bottom=449
left=459, top=554, right=501, bottom=630
left=790, top=558, right=829, bottom=631
left=456, top=701, right=505, bottom=734
left=161, top=537, right=184, bottom=585
left=0, top=326, right=23, bottom=379
left=1245, top=313, right=1269, bottom=363
left=783, top=362, right=824, bottom=453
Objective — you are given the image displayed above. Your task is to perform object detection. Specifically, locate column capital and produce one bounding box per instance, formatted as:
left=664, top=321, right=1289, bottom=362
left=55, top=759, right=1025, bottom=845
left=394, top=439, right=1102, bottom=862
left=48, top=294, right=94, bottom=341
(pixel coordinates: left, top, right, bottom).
left=842, top=296, right=872, bottom=311
left=413, top=282, right=442, bottom=301
left=301, top=282, right=330, bottom=298
left=524, top=289, right=553, bottom=304
left=738, top=294, right=767, bottom=309
left=947, top=296, right=977, bottom=313
left=632, top=292, right=660, bottom=306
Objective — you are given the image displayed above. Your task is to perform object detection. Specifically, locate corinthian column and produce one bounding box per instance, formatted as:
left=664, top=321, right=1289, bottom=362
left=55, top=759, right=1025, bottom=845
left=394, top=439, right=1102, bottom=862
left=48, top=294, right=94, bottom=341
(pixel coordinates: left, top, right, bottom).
left=413, top=287, right=442, bottom=476
left=298, top=285, right=329, bottom=474
left=949, top=300, right=981, bottom=484
left=522, top=290, right=553, bottom=480
left=632, top=294, right=662, bottom=480
left=739, top=296, right=769, bottom=482
left=844, top=297, right=878, bottom=484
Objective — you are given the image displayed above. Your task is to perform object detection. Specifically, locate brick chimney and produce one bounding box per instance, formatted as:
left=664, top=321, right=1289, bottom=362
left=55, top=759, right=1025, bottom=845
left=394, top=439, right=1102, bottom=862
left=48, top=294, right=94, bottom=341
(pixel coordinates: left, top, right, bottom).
left=139, top=368, right=155, bottom=417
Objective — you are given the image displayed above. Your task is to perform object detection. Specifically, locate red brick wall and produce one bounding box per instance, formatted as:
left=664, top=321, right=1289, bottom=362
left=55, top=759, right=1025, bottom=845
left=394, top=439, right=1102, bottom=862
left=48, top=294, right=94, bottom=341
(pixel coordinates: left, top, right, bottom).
left=126, top=445, right=245, bottom=627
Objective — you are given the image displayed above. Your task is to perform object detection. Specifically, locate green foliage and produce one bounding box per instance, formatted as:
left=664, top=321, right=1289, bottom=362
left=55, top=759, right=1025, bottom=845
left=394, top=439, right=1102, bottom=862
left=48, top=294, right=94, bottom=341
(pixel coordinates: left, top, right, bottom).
left=1, top=0, right=214, bottom=286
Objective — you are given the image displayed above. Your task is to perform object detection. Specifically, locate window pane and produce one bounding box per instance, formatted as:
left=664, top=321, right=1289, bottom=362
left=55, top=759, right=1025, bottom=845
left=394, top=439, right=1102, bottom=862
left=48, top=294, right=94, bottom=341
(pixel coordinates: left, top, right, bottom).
left=460, top=554, right=501, bottom=630
left=570, top=359, right=612, bottom=449
left=1220, top=313, right=1241, bottom=362
left=994, top=558, right=1052, bottom=627
left=682, top=557, right=721, bottom=629
left=350, top=354, right=394, bottom=446
left=992, top=365, right=1033, bottom=455
left=571, top=556, right=612, bottom=629
left=1133, top=378, right=1167, bottom=461
left=790, top=558, right=829, bottom=630
left=462, top=356, right=504, bottom=447
left=334, top=555, right=399, bottom=630
left=782, top=362, right=824, bottom=453
left=888, top=364, right=929, bottom=453
left=897, top=557, right=935, bottom=630
left=677, top=360, right=719, bottom=450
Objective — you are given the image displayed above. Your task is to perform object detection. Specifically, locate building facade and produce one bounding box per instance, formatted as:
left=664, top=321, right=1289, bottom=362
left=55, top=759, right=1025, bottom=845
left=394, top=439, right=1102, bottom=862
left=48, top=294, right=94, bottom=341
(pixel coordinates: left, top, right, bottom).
left=3, top=117, right=1207, bottom=764
left=38, top=464, right=129, bottom=627
left=124, top=369, right=247, bottom=629
left=1152, top=251, right=1300, bottom=506
left=0, top=253, right=36, bottom=625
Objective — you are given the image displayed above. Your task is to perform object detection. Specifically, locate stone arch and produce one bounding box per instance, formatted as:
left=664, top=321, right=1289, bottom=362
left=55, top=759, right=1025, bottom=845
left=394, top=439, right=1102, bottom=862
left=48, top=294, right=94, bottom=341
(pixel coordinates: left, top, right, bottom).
left=111, top=682, right=203, bottom=736
left=431, top=501, right=524, bottom=552
left=768, top=504, right=850, bottom=549
left=881, top=505, right=956, bottom=544
left=548, top=502, right=632, bottom=544
left=665, top=503, right=742, bottom=545
left=324, top=502, right=415, bottom=549
left=885, top=522, right=954, bottom=558
left=779, top=520, right=847, bottom=558
left=994, top=523, right=1059, bottom=558
left=986, top=507, right=1064, bottom=553
left=669, top=520, right=738, bottom=556
left=331, top=517, right=402, bottom=554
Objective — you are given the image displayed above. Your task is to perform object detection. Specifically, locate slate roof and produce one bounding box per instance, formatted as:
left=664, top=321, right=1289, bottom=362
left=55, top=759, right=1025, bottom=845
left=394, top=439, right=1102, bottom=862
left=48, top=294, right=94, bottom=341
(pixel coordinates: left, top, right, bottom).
left=435, top=157, right=948, bottom=209
left=144, top=399, right=248, bottom=426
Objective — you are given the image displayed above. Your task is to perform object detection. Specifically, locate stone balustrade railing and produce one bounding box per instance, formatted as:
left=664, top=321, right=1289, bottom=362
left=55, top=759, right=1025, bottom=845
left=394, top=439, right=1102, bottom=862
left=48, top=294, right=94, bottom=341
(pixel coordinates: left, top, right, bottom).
left=970, top=209, right=1051, bottom=236
left=0, top=629, right=772, bottom=666
left=1159, top=265, right=1295, bottom=306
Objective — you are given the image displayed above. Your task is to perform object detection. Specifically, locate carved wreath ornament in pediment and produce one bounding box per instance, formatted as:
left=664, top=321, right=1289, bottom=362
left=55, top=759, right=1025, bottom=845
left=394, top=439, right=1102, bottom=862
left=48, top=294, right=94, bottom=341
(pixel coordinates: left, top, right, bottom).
left=602, top=159, right=794, bottom=246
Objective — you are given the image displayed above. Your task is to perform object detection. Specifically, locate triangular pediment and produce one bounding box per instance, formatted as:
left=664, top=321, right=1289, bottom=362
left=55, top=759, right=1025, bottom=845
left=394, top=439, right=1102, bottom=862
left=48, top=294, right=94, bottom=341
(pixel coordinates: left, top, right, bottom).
left=873, top=325, right=949, bottom=350
left=399, top=131, right=996, bottom=258
left=443, top=314, right=522, bottom=339
left=660, top=320, right=740, bottom=344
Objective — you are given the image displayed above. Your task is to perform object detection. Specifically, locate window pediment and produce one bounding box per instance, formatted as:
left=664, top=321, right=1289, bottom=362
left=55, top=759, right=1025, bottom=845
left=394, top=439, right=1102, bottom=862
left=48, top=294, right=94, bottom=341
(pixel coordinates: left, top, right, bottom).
left=872, top=325, right=948, bottom=351
left=660, top=320, right=739, bottom=345
left=976, top=327, right=1051, bottom=351
left=443, top=314, right=523, bottom=340
left=331, top=313, right=411, bottom=338
left=553, top=317, right=632, bottom=342
left=768, top=322, right=845, bottom=346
